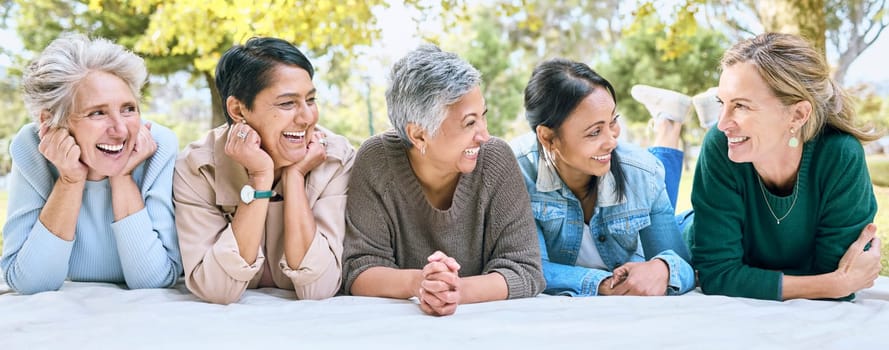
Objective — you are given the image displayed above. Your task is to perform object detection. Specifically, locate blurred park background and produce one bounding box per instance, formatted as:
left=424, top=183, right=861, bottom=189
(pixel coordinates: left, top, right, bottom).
left=0, top=0, right=887, bottom=272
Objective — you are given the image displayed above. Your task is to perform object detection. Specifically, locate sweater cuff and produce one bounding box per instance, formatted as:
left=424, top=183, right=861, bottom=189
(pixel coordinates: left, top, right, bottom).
left=211, top=227, right=264, bottom=282
left=7, top=220, right=74, bottom=294
left=491, top=268, right=528, bottom=299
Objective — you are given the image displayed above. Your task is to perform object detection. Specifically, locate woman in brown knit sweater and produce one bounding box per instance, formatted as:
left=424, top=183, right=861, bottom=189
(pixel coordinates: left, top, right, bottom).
left=342, top=44, right=544, bottom=316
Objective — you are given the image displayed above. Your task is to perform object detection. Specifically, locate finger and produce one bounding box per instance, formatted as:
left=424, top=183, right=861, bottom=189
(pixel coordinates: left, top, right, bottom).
left=420, top=279, right=451, bottom=293
left=422, top=261, right=451, bottom=277
left=144, top=121, right=152, bottom=130
left=419, top=288, right=447, bottom=308
left=851, top=224, right=877, bottom=251
left=430, top=290, right=460, bottom=304
left=39, top=122, right=49, bottom=139
left=418, top=299, right=436, bottom=315
left=423, top=271, right=459, bottom=288
left=442, top=257, right=461, bottom=272
left=427, top=251, right=448, bottom=262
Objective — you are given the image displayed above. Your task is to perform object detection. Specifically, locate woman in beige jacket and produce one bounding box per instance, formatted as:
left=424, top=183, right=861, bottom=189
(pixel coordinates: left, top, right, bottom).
left=173, top=37, right=355, bottom=304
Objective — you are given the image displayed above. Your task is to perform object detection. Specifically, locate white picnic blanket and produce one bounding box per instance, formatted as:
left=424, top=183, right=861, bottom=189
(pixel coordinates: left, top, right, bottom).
left=3, top=276, right=889, bottom=349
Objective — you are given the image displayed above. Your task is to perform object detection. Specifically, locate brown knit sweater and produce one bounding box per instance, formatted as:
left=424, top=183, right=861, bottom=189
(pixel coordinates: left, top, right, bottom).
left=342, top=130, right=544, bottom=298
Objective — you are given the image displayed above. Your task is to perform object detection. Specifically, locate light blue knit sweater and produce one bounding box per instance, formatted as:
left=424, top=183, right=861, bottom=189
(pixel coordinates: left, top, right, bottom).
left=1, top=122, right=182, bottom=294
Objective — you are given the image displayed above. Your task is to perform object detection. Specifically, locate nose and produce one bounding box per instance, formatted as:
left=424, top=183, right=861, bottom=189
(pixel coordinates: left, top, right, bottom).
left=475, top=119, right=490, bottom=143
left=108, top=113, right=127, bottom=137
left=716, top=106, right=731, bottom=132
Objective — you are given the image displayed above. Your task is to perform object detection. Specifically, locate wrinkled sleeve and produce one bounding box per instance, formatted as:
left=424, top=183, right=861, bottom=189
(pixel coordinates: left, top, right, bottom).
left=173, top=153, right=263, bottom=305
left=482, top=141, right=545, bottom=299
left=810, top=136, right=876, bottom=299
left=692, top=129, right=782, bottom=300
left=112, top=126, right=182, bottom=289
left=641, top=158, right=695, bottom=295
left=280, top=147, right=354, bottom=299
left=341, top=146, right=399, bottom=295
left=1, top=126, right=73, bottom=294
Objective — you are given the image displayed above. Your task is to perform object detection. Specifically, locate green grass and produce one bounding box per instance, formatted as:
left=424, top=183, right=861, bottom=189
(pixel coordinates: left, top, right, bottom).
left=868, top=155, right=889, bottom=187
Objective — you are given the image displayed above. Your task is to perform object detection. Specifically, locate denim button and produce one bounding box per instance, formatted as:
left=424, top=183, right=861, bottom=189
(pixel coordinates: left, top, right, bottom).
left=597, top=235, right=606, bottom=242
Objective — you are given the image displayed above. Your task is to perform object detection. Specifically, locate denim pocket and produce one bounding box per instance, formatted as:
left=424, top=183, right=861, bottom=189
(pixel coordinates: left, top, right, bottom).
left=531, top=200, right=567, bottom=238
left=605, top=214, right=651, bottom=252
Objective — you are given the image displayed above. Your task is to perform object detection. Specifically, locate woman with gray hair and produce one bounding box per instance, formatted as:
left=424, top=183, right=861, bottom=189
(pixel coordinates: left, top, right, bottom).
left=342, top=44, right=544, bottom=316
left=1, top=33, right=182, bottom=294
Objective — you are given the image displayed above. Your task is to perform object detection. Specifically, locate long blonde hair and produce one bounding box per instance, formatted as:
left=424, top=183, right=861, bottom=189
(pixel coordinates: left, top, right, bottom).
left=721, top=32, right=880, bottom=143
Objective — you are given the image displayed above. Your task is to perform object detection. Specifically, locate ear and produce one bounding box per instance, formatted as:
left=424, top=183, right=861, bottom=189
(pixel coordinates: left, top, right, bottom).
left=226, top=96, right=247, bottom=123
left=405, top=123, right=428, bottom=150
left=536, top=125, right=556, bottom=151
left=790, top=100, right=812, bottom=129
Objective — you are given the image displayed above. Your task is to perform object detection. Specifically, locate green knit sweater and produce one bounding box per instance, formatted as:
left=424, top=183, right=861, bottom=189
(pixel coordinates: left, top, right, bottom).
left=691, top=126, right=877, bottom=301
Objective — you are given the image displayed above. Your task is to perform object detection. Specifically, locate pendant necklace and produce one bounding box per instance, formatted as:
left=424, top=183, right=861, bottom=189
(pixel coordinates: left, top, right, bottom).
left=757, top=170, right=800, bottom=225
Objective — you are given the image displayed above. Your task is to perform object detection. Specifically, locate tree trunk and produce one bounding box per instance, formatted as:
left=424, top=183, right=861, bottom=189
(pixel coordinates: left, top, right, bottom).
left=756, top=0, right=827, bottom=57
left=205, top=71, right=226, bottom=128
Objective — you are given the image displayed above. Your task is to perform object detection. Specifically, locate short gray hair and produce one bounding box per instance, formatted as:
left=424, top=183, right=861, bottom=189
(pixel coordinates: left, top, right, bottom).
left=22, top=33, right=147, bottom=128
left=385, top=44, right=481, bottom=146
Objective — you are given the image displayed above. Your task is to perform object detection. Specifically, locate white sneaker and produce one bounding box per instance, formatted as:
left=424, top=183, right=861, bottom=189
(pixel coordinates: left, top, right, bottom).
left=630, top=84, right=692, bottom=123
left=693, top=87, right=720, bottom=129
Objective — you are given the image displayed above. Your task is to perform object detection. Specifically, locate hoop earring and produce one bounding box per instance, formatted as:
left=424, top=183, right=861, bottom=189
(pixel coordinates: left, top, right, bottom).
left=420, top=146, right=426, bottom=155
left=788, top=128, right=800, bottom=148
left=543, top=147, right=557, bottom=169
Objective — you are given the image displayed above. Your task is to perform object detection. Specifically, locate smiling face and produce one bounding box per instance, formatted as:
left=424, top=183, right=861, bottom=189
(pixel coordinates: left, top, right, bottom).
left=66, top=70, right=142, bottom=181
left=546, top=87, right=620, bottom=185
left=716, top=61, right=797, bottom=165
left=240, top=64, right=318, bottom=169
left=423, top=85, right=490, bottom=175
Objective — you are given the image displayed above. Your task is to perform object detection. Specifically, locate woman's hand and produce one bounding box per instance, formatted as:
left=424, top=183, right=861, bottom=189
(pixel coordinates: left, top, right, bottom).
left=118, top=122, right=157, bottom=176
left=286, top=130, right=328, bottom=178
left=38, top=122, right=88, bottom=184
left=225, top=122, right=274, bottom=181
left=834, top=224, right=882, bottom=297
left=418, top=251, right=461, bottom=316
left=604, top=259, right=670, bottom=296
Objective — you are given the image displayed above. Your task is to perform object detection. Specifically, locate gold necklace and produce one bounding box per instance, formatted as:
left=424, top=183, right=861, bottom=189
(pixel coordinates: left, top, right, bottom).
left=757, top=171, right=800, bottom=225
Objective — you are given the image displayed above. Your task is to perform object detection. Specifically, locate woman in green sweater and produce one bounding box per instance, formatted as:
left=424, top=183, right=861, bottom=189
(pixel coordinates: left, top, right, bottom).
left=692, top=32, right=882, bottom=301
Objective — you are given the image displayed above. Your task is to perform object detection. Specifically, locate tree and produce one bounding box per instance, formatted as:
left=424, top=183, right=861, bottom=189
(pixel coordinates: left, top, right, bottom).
left=668, top=0, right=888, bottom=84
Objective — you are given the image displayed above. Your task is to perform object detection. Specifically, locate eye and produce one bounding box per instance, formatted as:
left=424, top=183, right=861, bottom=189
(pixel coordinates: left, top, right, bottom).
left=610, top=114, right=621, bottom=126
left=86, top=110, right=106, bottom=119
left=589, top=128, right=601, bottom=137
left=278, top=101, right=296, bottom=109
left=307, top=97, right=317, bottom=106
left=122, top=105, right=138, bottom=115
left=465, top=118, right=477, bottom=128
left=734, top=103, right=748, bottom=111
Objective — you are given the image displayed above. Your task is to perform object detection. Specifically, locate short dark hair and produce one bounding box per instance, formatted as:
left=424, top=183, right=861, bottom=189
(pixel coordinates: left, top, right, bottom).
left=215, top=37, right=314, bottom=124
left=523, top=58, right=625, bottom=201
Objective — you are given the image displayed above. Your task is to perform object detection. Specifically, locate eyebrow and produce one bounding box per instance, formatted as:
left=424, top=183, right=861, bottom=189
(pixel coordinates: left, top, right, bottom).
left=462, top=107, right=488, bottom=120
left=584, top=120, right=608, bottom=133
left=277, top=88, right=317, bottom=99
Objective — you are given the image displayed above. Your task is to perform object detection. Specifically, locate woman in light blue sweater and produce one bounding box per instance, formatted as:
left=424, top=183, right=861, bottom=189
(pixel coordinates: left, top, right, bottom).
left=1, top=33, right=182, bottom=294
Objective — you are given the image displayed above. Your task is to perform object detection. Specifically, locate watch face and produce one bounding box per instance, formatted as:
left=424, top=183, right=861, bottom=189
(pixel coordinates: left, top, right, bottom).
left=240, top=185, right=254, bottom=204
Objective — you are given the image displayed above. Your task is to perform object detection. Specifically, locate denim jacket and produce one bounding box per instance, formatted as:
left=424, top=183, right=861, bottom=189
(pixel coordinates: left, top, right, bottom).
left=511, top=132, right=694, bottom=296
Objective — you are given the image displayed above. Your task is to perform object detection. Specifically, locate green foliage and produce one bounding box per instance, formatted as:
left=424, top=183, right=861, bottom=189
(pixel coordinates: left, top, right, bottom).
left=0, top=70, right=29, bottom=175
left=457, top=8, right=529, bottom=139
left=596, top=16, right=728, bottom=126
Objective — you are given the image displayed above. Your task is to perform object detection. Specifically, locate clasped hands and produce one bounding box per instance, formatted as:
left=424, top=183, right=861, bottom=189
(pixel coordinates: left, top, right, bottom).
left=417, top=251, right=461, bottom=316
left=599, top=258, right=671, bottom=296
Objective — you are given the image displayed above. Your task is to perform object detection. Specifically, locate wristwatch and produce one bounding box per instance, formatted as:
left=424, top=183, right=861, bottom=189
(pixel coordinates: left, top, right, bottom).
left=240, top=184, right=276, bottom=204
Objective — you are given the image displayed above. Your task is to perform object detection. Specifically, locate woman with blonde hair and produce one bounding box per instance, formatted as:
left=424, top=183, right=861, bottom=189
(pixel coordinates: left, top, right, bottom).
left=692, top=32, right=882, bottom=300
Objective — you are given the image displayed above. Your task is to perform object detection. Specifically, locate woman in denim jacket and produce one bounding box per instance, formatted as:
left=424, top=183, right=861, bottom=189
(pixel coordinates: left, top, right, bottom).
left=511, top=58, right=695, bottom=296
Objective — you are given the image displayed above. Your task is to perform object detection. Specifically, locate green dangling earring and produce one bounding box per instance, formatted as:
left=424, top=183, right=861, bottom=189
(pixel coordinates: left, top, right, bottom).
left=788, top=128, right=800, bottom=148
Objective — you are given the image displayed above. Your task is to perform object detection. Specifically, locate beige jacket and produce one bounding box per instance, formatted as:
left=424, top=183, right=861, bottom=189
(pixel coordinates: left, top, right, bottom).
left=173, top=125, right=354, bottom=304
